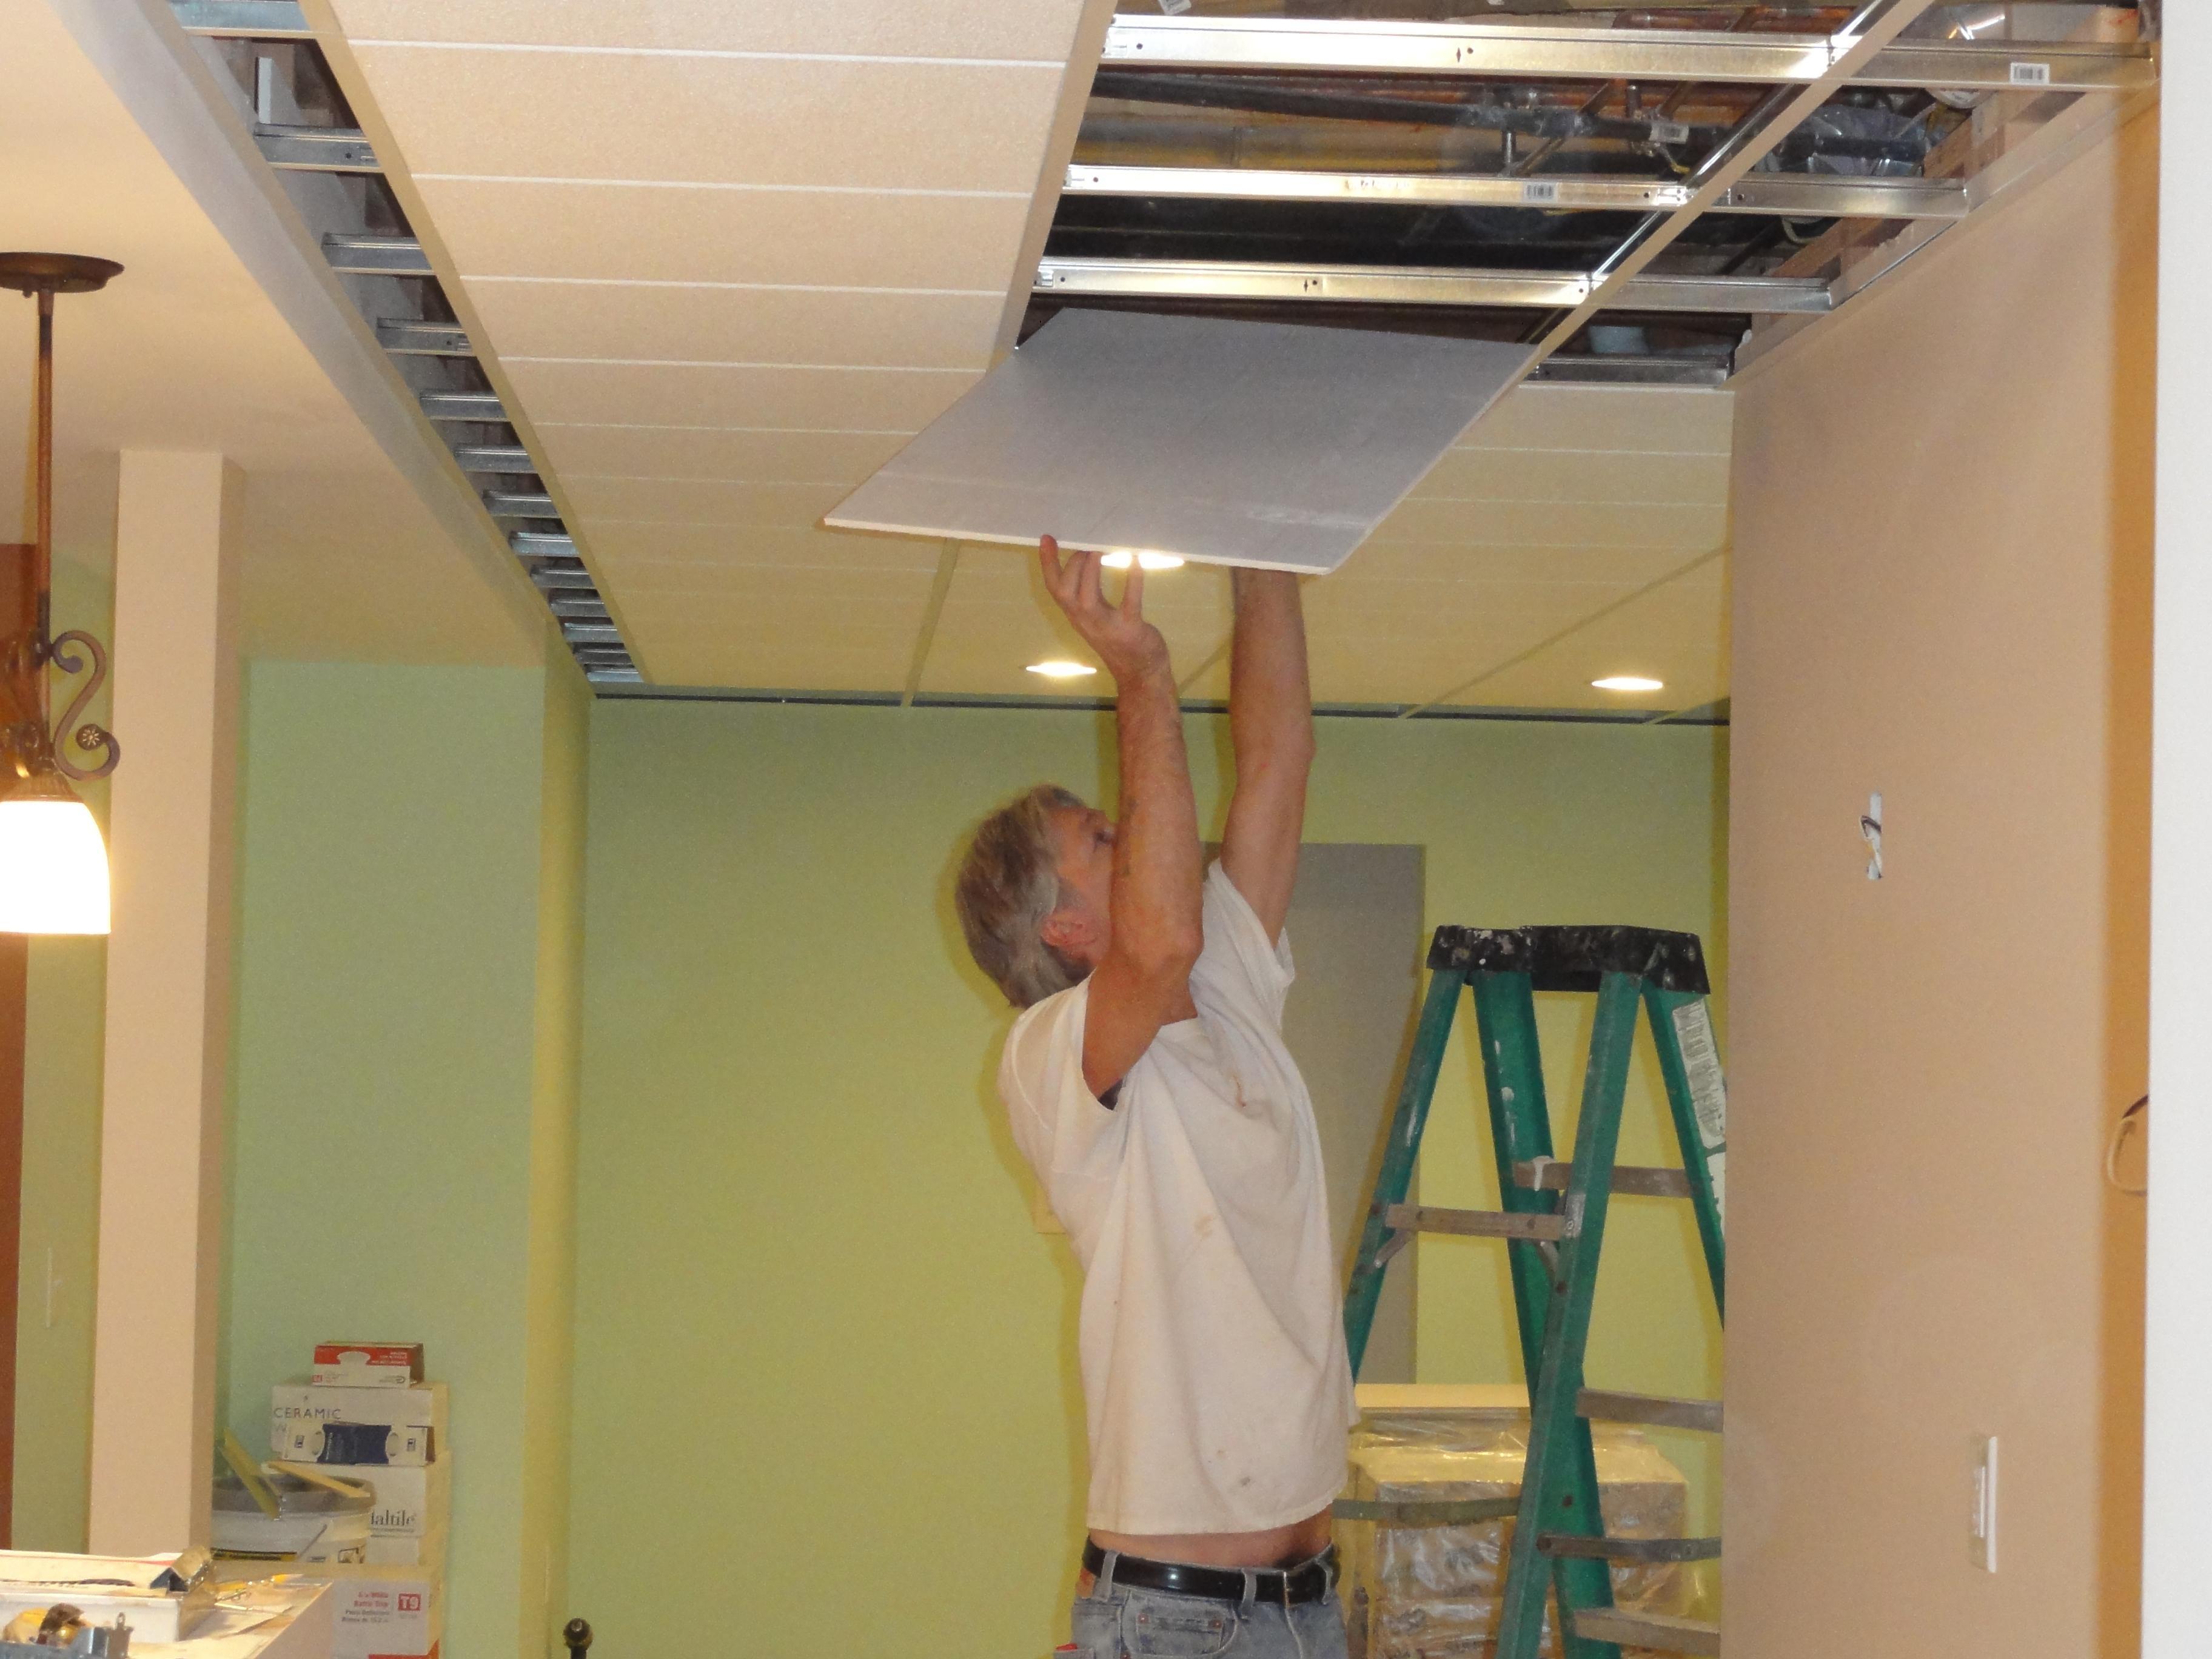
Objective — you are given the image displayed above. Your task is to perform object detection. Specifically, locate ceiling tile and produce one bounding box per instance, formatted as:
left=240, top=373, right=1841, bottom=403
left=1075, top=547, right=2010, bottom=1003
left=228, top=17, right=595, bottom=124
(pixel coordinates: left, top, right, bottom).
left=506, top=360, right=977, bottom=431
left=1369, top=499, right=1728, bottom=550
left=1338, top=544, right=1693, bottom=586
left=469, top=280, right=1004, bottom=370
left=1437, top=561, right=1731, bottom=711
left=589, top=524, right=943, bottom=577
left=330, top=0, right=1085, bottom=59
left=349, top=46, right=1062, bottom=193
left=1409, top=447, right=1732, bottom=508
left=540, top=426, right=913, bottom=484
left=569, top=479, right=848, bottom=528
left=1460, top=384, right=1735, bottom=455
left=917, top=553, right=1228, bottom=697
left=419, top=178, right=1033, bottom=290
left=648, top=635, right=920, bottom=694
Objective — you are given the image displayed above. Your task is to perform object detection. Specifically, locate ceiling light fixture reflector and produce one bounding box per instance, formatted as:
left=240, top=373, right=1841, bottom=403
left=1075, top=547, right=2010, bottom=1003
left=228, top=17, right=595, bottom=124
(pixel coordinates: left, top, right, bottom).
left=1027, top=660, right=1099, bottom=680
left=1592, top=675, right=1665, bottom=693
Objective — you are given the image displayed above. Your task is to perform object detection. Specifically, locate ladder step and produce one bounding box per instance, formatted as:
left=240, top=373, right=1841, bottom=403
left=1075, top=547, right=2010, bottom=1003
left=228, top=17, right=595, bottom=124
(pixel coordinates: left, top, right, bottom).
left=1382, top=1203, right=1567, bottom=1242
left=1515, top=1159, right=1692, bottom=1199
left=1572, top=1609, right=1720, bottom=1656
left=1538, top=1533, right=1721, bottom=1563
left=1577, top=1389, right=1723, bottom=1433
left=1333, top=1496, right=1520, bottom=1527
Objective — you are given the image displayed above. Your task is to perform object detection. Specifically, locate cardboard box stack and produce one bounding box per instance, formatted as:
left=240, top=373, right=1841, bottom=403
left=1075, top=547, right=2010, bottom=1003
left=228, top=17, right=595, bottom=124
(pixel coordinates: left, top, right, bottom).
left=269, top=1342, right=449, bottom=1659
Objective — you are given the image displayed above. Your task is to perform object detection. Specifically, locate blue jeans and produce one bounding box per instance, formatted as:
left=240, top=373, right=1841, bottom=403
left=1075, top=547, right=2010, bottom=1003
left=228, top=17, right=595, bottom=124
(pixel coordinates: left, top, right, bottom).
left=1069, top=1558, right=1349, bottom=1659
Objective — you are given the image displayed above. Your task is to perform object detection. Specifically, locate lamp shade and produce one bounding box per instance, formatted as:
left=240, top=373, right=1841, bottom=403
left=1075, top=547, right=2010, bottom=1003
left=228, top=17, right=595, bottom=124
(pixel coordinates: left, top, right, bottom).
left=0, top=771, right=110, bottom=934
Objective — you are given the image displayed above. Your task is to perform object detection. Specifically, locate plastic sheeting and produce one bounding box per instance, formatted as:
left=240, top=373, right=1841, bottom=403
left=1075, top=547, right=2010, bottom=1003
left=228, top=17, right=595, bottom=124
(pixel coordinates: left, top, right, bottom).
left=1338, top=1402, right=1689, bottom=1659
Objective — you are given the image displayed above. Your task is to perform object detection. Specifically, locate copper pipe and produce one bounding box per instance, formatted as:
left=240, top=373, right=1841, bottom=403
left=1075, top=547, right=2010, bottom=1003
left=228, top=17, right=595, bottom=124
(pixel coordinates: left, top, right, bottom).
left=32, top=289, right=50, bottom=712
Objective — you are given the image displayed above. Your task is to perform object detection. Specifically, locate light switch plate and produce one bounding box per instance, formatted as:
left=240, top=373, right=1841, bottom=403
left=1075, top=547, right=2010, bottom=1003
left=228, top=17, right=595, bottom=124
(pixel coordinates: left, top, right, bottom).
left=1971, top=1433, right=1999, bottom=1571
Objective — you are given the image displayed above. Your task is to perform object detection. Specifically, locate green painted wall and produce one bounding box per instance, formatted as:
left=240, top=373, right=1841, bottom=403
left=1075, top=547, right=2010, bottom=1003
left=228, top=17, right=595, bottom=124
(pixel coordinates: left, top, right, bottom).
left=517, top=657, right=588, bottom=1659
left=12, top=549, right=115, bottom=1550
left=568, top=701, right=1726, bottom=1658
left=221, top=650, right=584, bottom=1659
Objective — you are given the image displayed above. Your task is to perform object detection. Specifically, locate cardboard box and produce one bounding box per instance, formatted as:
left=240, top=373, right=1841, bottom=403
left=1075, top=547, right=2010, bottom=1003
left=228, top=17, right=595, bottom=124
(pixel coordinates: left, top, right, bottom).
left=278, top=1419, right=434, bottom=1467
left=363, top=1526, right=447, bottom=1572
left=313, top=1343, right=425, bottom=1388
left=314, top=1565, right=442, bottom=1659
left=271, top=1383, right=447, bottom=1457
left=270, top=1458, right=448, bottom=1537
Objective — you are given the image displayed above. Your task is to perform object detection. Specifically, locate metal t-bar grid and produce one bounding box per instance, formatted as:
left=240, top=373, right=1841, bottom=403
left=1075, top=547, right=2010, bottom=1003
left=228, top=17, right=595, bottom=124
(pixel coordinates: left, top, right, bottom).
left=1097, top=12, right=2151, bottom=93
left=1050, top=1, right=2159, bottom=391
left=166, top=0, right=643, bottom=688
left=1521, top=0, right=1946, bottom=372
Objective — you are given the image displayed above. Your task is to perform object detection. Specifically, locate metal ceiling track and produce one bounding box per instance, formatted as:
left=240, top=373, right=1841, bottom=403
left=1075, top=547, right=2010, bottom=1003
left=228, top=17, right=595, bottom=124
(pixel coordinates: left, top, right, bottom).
left=1064, top=164, right=1969, bottom=221
left=1037, top=258, right=1833, bottom=314
left=1098, top=14, right=2155, bottom=94
left=163, top=0, right=642, bottom=686
left=1056, top=2, right=2157, bottom=389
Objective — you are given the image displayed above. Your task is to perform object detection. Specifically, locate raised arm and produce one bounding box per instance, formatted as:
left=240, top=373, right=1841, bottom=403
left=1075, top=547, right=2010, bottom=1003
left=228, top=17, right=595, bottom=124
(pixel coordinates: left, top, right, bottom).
left=1038, top=538, right=1202, bottom=1098
left=1219, top=568, right=1314, bottom=942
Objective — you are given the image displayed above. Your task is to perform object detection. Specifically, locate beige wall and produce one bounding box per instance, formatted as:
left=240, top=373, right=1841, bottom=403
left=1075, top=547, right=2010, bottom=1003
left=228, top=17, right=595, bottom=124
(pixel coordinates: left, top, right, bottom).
left=1726, top=112, right=2154, bottom=1655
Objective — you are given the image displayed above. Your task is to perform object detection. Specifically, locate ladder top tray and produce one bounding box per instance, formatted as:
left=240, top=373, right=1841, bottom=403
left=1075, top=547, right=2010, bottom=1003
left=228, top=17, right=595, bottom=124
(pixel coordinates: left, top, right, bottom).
left=1427, top=925, right=1711, bottom=994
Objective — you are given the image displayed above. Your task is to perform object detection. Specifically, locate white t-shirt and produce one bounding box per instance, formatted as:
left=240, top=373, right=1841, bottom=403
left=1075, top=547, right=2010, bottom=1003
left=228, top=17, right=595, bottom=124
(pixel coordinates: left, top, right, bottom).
left=999, top=861, right=1357, bottom=1535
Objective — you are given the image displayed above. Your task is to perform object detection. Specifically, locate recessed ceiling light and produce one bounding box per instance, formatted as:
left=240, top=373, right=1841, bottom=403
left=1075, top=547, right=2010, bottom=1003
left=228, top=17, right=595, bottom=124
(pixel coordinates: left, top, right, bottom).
left=1591, top=675, right=1665, bottom=693
left=1101, top=551, right=1185, bottom=571
left=1027, top=660, right=1098, bottom=679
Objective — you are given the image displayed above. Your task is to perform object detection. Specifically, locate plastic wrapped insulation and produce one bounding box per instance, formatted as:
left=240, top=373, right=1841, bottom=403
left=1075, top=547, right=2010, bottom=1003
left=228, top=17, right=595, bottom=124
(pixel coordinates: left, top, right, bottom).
left=1336, top=1401, right=1690, bottom=1659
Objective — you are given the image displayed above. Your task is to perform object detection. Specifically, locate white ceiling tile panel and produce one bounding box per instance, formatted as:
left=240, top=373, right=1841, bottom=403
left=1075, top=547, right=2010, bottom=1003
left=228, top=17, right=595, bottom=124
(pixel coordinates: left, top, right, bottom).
left=1368, top=500, right=1728, bottom=550
left=505, top=361, right=977, bottom=433
left=469, top=281, right=1004, bottom=372
left=917, top=555, right=1231, bottom=697
left=569, top=479, right=849, bottom=528
left=1334, top=545, right=1694, bottom=586
left=349, top=47, right=1062, bottom=193
left=1461, top=384, right=1735, bottom=454
left=586, top=525, right=943, bottom=578
left=540, top=427, right=915, bottom=485
left=649, top=637, right=920, bottom=694
left=1436, top=562, right=1730, bottom=710
left=329, top=0, right=1087, bottom=60
left=418, top=178, right=1034, bottom=290
left=1409, top=447, right=1732, bottom=508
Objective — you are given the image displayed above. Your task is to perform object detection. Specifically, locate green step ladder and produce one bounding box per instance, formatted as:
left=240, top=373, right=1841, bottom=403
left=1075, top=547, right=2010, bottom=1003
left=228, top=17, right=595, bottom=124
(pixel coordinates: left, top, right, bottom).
left=1338, top=925, right=1728, bottom=1659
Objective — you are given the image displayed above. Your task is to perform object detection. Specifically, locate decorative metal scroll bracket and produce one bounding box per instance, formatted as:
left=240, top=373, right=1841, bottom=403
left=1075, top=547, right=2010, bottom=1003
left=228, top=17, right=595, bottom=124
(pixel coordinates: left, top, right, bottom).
left=47, top=629, right=118, bottom=782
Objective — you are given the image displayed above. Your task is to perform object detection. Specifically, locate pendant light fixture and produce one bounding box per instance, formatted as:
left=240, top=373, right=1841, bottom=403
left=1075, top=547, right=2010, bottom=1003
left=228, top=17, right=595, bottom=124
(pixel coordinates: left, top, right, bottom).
left=0, top=253, right=123, bottom=935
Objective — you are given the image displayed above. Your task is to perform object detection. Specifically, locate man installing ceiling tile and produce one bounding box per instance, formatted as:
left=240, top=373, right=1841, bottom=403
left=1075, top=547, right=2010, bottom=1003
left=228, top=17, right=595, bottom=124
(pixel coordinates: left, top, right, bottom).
left=954, top=538, right=1354, bottom=1659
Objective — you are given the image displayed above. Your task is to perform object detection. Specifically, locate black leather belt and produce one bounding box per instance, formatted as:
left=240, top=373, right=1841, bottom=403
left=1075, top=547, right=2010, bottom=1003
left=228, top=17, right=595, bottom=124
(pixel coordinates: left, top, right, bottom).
left=1081, top=1541, right=1336, bottom=1606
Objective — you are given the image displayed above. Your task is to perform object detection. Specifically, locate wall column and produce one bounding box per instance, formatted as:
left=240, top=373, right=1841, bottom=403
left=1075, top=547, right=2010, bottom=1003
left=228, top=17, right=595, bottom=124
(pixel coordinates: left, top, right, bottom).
left=2148, top=10, right=2212, bottom=1651
left=86, top=452, right=242, bottom=1552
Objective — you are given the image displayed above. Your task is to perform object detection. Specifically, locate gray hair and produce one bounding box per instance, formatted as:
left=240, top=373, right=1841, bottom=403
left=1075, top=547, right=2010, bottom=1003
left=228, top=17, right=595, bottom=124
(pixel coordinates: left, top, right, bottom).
left=955, top=783, right=1091, bottom=1008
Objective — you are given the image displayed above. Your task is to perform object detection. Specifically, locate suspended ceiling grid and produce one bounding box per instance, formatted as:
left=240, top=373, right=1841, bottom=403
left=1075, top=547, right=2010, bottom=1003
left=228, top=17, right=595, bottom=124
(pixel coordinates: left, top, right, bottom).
left=2, top=0, right=540, bottom=666
left=320, top=0, right=1094, bottom=692
left=293, top=0, right=2150, bottom=712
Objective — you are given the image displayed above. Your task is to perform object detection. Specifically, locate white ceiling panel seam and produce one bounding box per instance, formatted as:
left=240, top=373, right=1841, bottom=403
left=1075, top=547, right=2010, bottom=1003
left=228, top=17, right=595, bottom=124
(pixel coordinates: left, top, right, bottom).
left=413, top=176, right=1030, bottom=199
left=347, top=42, right=1064, bottom=69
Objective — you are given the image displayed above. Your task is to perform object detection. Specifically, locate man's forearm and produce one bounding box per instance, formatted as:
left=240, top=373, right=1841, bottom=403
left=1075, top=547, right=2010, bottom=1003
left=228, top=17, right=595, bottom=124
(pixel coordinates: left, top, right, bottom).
left=1112, top=660, right=1203, bottom=962
left=1229, top=569, right=1314, bottom=771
